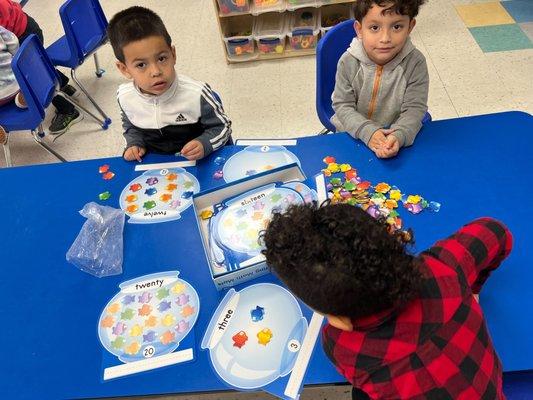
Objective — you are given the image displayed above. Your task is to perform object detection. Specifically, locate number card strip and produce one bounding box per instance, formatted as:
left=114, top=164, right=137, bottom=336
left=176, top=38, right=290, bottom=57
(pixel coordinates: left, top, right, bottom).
left=134, top=161, right=196, bottom=171
left=284, top=312, right=324, bottom=399
left=103, top=348, right=194, bottom=380
left=235, top=139, right=298, bottom=146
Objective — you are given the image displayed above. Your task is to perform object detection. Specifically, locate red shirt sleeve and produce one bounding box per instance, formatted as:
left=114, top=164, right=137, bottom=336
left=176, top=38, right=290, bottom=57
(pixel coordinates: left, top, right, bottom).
left=0, top=0, right=28, bottom=38
left=423, top=217, right=512, bottom=293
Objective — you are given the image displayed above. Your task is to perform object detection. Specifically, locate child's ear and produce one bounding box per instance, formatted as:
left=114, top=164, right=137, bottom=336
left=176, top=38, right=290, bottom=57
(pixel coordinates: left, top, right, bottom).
left=326, top=315, right=354, bottom=331
left=354, top=20, right=363, bottom=39
left=408, top=18, right=417, bottom=34
left=171, top=45, right=177, bottom=62
left=116, top=60, right=132, bottom=80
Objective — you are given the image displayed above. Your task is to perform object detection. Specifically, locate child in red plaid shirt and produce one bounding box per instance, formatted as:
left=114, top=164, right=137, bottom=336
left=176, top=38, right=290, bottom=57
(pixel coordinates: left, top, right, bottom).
left=262, top=202, right=512, bottom=399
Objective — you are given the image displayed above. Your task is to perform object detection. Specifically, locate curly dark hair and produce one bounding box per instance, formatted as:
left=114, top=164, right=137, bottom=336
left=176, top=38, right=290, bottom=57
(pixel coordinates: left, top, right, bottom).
left=354, top=0, right=427, bottom=21
left=107, top=6, right=172, bottom=63
left=261, top=202, right=423, bottom=318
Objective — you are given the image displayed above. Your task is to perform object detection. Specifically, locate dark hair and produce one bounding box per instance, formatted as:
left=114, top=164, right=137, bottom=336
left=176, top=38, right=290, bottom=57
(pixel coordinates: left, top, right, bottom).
left=261, top=202, right=423, bottom=318
left=107, top=6, right=172, bottom=63
left=354, top=0, right=427, bottom=21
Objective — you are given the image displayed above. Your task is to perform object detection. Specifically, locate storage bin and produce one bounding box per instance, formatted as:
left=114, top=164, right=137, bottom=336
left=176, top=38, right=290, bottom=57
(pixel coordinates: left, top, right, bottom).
left=319, top=3, right=353, bottom=37
left=286, top=0, right=318, bottom=11
left=216, top=0, right=250, bottom=15
left=222, top=15, right=257, bottom=61
left=287, top=8, right=319, bottom=51
left=253, top=12, right=287, bottom=55
left=252, top=0, right=284, bottom=14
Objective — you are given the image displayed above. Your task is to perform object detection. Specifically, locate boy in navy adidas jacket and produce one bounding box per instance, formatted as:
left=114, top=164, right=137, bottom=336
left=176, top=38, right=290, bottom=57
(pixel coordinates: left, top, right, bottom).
left=108, top=7, right=232, bottom=161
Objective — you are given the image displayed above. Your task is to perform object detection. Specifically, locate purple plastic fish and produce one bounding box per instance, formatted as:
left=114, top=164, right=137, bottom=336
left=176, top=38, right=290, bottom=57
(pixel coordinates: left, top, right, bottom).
left=175, top=293, right=190, bottom=306
left=158, top=300, right=171, bottom=312
left=143, top=330, right=156, bottom=343
left=285, top=193, right=296, bottom=203
left=122, top=295, right=135, bottom=305
left=367, top=206, right=381, bottom=219
left=138, top=292, right=152, bottom=304
left=175, top=320, right=189, bottom=334
left=213, top=170, right=223, bottom=180
left=146, top=177, right=159, bottom=186
left=252, top=201, right=265, bottom=211
left=112, top=322, right=127, bottom=336
left=406, top=203, right=423, bottom=214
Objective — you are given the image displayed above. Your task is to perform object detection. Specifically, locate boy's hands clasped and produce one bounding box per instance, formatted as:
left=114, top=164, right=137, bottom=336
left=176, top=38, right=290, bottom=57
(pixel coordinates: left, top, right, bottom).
left=123, top=139, right=205, bottom=162
left=369, top=128, right=400, bottom=159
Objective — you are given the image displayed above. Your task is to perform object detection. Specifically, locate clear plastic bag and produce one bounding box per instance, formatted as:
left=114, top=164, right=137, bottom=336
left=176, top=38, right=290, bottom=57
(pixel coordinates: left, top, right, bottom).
left=66, top=202, right=125, bottom=277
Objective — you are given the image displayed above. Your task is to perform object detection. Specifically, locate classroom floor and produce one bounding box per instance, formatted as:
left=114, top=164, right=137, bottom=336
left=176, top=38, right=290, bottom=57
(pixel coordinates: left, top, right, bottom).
left=2, top=0, right=532, bottom=169
left=3, top=0, right=531, bottom=398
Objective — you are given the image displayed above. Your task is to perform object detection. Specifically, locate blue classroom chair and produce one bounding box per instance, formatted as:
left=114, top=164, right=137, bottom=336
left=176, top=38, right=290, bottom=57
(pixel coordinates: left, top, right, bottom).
left=46, top=0, right=111, bottom=129
left=0, top=35, right=67, bottom=166
left=316, top=19, right=431, bottom=134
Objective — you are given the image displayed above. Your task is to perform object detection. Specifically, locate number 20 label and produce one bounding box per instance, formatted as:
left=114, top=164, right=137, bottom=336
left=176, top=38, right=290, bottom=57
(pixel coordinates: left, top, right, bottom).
left=143, top=345, right=155, bottom=358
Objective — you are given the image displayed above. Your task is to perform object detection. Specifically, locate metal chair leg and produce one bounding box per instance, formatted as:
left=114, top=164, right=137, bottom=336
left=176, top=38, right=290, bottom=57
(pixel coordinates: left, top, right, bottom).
left=70, top=69, right=111, bottom=129
left=59, top=93, right=104, bottom=127
left=318, top=128, right=332, bottom=135
left=31, top=125, right=67, bottom=162
left=2, top=138, right=12, bottom=167
left=93, top=53, right=105, bottom=78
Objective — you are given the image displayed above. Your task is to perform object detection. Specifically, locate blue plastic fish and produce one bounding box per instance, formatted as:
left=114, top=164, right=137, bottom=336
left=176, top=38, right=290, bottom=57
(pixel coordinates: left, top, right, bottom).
left=145, top=187, right=157, bottom=196
left=158, top=301, right=171, bottom=312
left=214, top=156, right=226, bottom=166
left=181, top=191, right=194, bottom=199
left=250, top=306, right=265, bottom=322
left=143, top=330, right=156, bottom=343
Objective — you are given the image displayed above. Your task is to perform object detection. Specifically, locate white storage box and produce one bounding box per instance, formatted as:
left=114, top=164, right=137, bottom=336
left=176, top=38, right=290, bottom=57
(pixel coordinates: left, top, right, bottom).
left=286, top=0, right=318, bottom=11
left=288, top=8, right=319, bottom=51
left=319, top=3, right=353, bottom=37
left=193, top=163, right=327, bottom=290
left=216, top=0, right=251, bottom=15
left=221, top=15, right=257, bottom=61
left=253, top=12, right=287, bottom=55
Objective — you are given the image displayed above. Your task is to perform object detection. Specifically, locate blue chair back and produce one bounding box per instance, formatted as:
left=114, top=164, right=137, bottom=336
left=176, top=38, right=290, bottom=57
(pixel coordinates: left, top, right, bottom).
left=316, top=19, right=356, bottom=132
left=59, top=0, right=108, bottom=64
left=12, top=34, right=60, bottom=121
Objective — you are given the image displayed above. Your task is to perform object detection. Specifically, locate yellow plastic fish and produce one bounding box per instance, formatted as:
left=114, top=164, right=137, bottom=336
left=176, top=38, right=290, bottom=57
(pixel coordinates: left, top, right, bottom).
left=129, top=324, right=143, bottom=337
left=162, top=314, right=175, bottom=327
left=171, top=282, right=186, bottom=295
left=257, top=328, right=273, bottom=345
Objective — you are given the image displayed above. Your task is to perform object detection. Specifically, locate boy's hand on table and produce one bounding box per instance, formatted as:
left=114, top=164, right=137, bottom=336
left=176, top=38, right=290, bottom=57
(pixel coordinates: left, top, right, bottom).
left=376, top=134, right=400, bottom=158
left=124, top=145, right=146, bottom=162
left=181, top=140, right=205, bottom=161
left=369, top=129, right=387, bottom=154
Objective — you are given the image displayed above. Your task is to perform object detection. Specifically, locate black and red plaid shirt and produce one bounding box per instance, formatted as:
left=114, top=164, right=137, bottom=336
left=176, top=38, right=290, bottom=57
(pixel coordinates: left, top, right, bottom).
left=322, top=218, right=513, bottom=399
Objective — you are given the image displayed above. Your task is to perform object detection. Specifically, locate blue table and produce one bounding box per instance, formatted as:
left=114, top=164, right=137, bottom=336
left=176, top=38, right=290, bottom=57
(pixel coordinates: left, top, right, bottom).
left=0, top=111, right=532, bottom=399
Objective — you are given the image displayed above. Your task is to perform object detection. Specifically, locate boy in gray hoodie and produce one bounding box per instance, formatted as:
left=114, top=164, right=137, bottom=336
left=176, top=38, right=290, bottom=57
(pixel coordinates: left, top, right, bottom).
left=331, top=0, right=428, bottom=159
